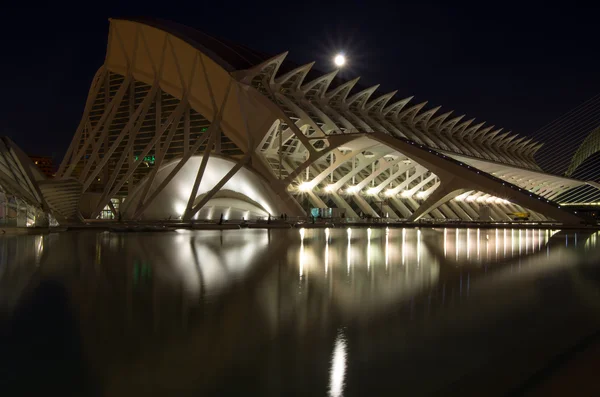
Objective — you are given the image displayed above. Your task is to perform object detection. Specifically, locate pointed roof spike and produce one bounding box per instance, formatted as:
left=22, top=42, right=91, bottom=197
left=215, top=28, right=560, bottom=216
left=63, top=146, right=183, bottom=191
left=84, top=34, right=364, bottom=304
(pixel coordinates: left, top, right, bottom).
left=275, top=61, right=315, bottom=87
left=482, top=128, right=503, bottom=142
left=428, top=111, right=453, bottom=130
left=507, top=136, right=527, bottom=151
left=346, top=84, right=380, bottom=108
left=414, top=105, right=441, bottom=126
left=491, top=132, right=510, bottom=146
left=398, top=101, right=428, bottom=123
left=366, top=90, right=398, bottom=112
left=451, top=118, right=475, bottom=136
left=300, top=69, right=339, bottom=97
left=440, top=115, right=465, bottom=133
left=462, top=121, right=485, bottom=138
left=382, top=96, right=414, bottom=117
left=516, top=138, right=533, bottom=152
left=524, top=140, right=541, bottom=155
left=472, top=125, right=494, bottom=141
left=498, top=133, right=518, bottom=148
left=235, top=51, right=289, bottom=84
left=324, top=76, right=360, bottom=103
left=531, top=142, right=544, bottom=156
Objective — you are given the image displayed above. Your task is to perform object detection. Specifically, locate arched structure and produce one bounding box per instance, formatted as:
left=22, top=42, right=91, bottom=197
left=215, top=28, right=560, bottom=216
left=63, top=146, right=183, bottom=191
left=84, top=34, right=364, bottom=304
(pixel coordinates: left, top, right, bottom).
left=57, top=17, right=592, bottom=224
left=121, top=156, right=281, bottom=220
left=566, top=125, right=600, bottom=177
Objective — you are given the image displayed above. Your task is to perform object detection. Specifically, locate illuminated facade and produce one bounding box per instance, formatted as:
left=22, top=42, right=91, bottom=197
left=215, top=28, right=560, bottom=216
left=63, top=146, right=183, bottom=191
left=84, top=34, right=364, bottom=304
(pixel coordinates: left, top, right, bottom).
left=57, top=18, right=595, bottom=223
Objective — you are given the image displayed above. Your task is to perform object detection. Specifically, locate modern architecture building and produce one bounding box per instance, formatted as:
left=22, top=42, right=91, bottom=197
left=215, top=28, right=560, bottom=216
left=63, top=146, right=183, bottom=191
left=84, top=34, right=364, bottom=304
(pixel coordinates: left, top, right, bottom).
left=0, top=137, right=81, bottom=226
left=54, top=17, right=600, bottom=224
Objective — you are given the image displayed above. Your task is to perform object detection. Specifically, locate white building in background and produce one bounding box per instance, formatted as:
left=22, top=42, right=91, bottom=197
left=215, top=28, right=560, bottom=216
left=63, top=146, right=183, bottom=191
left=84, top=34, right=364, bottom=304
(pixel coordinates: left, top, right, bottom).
left=55, top=17, right=598, bottom=224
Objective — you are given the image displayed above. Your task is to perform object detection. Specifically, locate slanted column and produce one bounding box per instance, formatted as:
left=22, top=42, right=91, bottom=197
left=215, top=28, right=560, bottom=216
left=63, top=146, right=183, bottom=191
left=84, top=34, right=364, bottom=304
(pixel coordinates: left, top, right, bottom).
left=408, top=177, right=467, bottom=221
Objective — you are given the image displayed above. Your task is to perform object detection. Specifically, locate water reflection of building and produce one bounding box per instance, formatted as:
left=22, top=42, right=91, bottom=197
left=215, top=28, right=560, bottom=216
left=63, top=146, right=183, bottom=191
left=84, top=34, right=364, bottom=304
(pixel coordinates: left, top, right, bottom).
left=1, top=227, right=598, bottom=395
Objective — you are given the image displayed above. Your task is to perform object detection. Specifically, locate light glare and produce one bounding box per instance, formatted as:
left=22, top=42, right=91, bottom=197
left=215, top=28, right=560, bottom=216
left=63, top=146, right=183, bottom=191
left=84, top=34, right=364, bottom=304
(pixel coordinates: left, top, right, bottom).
left=334, top=54, right=346, bottom=67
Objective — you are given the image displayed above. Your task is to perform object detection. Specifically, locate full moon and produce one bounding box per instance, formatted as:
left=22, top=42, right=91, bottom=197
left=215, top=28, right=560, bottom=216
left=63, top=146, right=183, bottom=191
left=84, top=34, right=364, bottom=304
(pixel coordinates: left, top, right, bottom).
left=334, top=54, right=346, bottom=67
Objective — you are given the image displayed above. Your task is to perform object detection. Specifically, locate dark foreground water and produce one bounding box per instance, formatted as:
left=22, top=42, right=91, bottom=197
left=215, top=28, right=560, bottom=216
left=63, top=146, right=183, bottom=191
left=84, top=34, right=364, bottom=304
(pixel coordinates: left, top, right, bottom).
left=1, top=227, right=600, bottom=396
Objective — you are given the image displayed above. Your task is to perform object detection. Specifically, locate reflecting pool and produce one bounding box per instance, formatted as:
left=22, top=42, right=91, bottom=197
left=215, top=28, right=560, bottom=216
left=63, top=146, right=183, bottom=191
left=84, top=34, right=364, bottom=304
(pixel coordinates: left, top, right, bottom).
left=1, top=227, right=600, bottom=396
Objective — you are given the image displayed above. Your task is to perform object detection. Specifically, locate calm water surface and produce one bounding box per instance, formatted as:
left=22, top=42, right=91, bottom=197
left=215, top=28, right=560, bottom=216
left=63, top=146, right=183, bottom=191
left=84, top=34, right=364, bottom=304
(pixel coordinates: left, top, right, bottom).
left=1, top=227, right=600, bottom=396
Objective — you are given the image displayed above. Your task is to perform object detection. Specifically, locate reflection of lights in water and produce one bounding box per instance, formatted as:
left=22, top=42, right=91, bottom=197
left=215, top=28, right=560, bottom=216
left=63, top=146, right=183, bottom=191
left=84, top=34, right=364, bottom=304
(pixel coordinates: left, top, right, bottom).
left=367, top=233, right=371, bottom=270
left=402, top=228, right=406, bottom=265
left=504, top=229, right=507, bottom=258
left=299, top=229, right=305, bottom=278
left=325, top=238, right=329, bottom=275
left=385, top=230, right=389, bottom=268
left=35, top=236, right=44, bottom=265
left=519, top=229, right=522, bottom=255
left=329, top=329, right=347, bottom=397
left=525, top=229, right=528, bottom=254
left=476, top=228, right=480, bottom=260
left=495, top=229, right=498, bottom=258
left=466, top=228, right=470, bottom=260
left=417, top=229, right=421, bottom=266
left=325, top=228, right=330, bottom=241
left=575, top=233, right=578, bottom=247
left=444, top=228, right=447, bottom=257
left=512, top=229, right=515, bottom=256
left=347, top=228, right=352, bottom=240
left=347, top=235, right=351, bottom=274
left=367, top=228, right=372, bottom=239
left=456, top=228, right=460, bottom=261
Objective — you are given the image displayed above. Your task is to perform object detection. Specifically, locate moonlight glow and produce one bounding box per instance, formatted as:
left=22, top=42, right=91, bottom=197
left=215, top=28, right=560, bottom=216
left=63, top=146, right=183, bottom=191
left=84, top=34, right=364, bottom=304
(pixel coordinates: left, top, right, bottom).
left=334, top=54, right=346, bottom=67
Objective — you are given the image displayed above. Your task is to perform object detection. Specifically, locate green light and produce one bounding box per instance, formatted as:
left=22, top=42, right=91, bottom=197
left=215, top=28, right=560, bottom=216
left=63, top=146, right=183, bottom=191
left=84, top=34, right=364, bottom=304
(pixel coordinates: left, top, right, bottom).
left=200, top=127, right=208, bottom=132
left=134, top=155, right=155, bottom=164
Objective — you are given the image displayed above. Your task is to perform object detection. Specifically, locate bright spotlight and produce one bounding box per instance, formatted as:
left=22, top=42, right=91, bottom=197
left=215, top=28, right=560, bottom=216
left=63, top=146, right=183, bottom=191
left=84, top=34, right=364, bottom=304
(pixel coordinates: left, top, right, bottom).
left=346, top=185, right=359, bottom=194
left=298, top=181, right=314, bottom=192
left=367, top=187, right=379, bottom=196
left=334, top=54, right=346, bottom=67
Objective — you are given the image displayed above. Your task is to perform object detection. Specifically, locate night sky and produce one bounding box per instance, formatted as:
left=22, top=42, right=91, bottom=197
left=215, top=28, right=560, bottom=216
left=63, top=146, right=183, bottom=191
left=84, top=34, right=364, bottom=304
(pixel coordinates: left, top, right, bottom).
left=2, top=1, right=600, bottom=166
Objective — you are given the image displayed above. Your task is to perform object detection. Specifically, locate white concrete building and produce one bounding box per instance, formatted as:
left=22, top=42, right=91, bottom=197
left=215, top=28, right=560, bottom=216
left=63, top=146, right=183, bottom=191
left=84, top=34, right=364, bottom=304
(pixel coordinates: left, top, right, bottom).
left=56, top=17, right=596, bottom=224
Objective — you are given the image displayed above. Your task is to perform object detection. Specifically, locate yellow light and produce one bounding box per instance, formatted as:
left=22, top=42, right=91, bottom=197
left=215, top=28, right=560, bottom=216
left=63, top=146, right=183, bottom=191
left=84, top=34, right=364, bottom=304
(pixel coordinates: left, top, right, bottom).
left=346, top=185, right=359, bottom=194
left=401, top=190, right=412, bottom=198
left=334, top=54, right=346, bottom=67
left=367, top=187, right=379, bottom=195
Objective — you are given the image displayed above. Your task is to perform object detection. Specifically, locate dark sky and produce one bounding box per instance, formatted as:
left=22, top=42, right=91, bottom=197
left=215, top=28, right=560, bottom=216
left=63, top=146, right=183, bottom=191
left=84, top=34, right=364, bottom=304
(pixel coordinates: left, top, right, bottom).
left=2, top=1, right=599, bottom=164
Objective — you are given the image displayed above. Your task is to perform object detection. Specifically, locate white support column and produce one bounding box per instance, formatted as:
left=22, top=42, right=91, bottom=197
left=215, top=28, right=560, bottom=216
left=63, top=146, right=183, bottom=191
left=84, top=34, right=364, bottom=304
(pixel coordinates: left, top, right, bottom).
left=407, top=178, right=467, bottom=222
